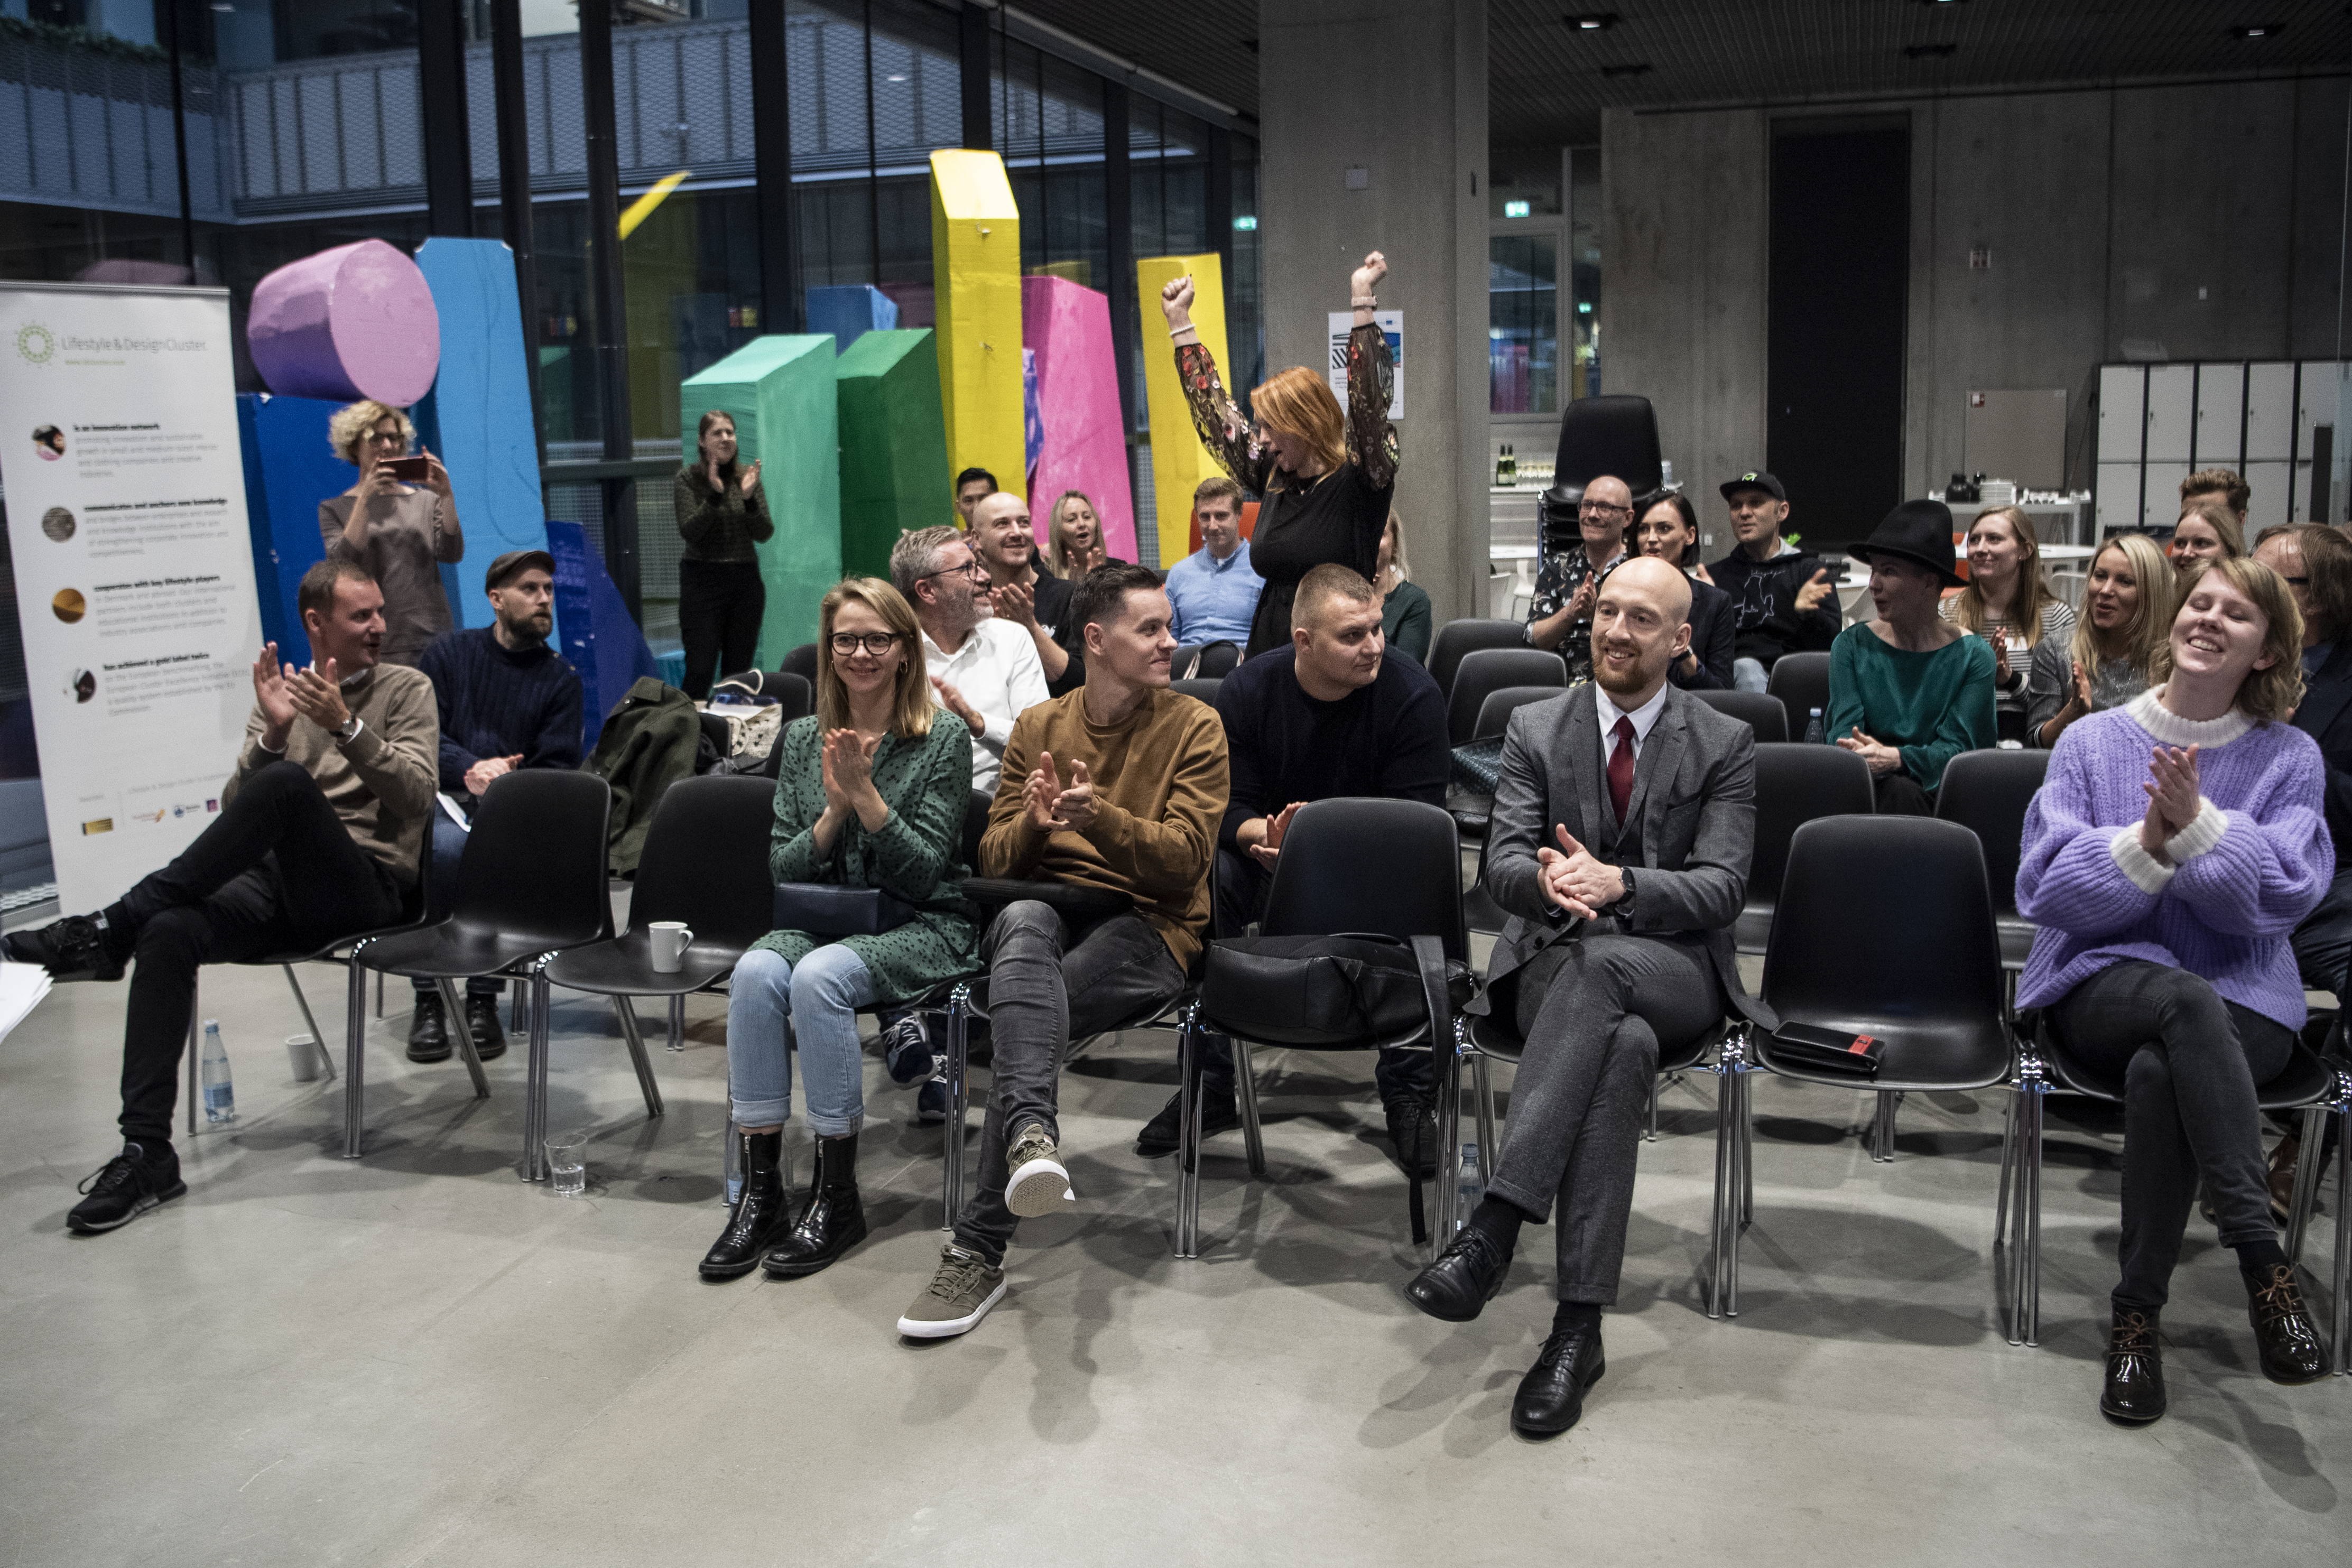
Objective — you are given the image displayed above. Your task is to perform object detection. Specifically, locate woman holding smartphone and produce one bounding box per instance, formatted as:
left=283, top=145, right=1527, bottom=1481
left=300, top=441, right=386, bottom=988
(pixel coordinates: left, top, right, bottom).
left=320, top=399, right=466, bottom=667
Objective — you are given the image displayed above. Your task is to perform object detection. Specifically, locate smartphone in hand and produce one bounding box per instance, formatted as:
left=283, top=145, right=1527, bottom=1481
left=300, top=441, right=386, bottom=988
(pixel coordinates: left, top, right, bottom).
left=383, top=455, right=431, bottom=481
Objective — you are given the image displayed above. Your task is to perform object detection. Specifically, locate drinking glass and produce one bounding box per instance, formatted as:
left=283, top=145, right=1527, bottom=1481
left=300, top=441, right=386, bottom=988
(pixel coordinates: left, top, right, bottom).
left=547, top=1131, right=589, bottom=1196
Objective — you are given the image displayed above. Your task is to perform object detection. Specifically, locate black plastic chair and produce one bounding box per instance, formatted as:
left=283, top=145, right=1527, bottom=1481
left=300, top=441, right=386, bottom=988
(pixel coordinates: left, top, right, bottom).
left=1170, top=677, right=1224, bottom=704
left=543, top=774, right=776, bottom=1088
left=348, top=771, right=614, bottom=1178
left=1934, top=748, right=2050, bottom=969
left=1539, top=395, right=1663, bottom=553
left=1707, top=817, right=2015, bottom=1319
left=780, top=642, right=820, bottom=683
left=1175, top=641, right=1241, bottom=680
left=1691, top=688, right=1790, bottom=745
left=1765, top=651, right=1832, bottom=743
left=1175, top=797, right=1468, bottom=1259
left=1428, top=619, right=1529, bottom=705
left=1449, top=684, right=1568, bottom=841
left=2001, top=1012, right=2350, bottom=1353
left=1446, top=647, right=1566, bottom=746
left=1737, top=743, right=1875, bottom=954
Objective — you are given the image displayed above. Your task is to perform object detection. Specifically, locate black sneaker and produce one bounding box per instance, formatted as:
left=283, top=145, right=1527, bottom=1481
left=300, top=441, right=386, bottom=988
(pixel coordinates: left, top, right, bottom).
left=67, top=1140, right=187, bottom=1234
left=464, top=992, right=508, bottom=1061
left=406, top=989, right=452, bottom=1062
left=1135, top=1086, right=1242, bottom=1157
left=881, top=1012, right=932, bottom=1085
left=7, top=913, right=124, bottom=982
left=914, top=1055, right=950, bottom=1126
left=1385, top=1098, right=1440, bottom=1178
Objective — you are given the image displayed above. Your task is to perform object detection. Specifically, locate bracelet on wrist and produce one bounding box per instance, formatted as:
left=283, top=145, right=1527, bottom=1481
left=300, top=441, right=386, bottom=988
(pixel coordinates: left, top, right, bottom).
left=1169, top=323, right=1197, bottom=338
left=1350, top=295, right=1377, bottom=309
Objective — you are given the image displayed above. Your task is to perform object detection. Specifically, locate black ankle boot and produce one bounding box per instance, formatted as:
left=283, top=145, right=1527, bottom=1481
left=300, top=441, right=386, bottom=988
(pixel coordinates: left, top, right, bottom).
left=2100, top=1307, right=2165, bottom=1425
left=700, top=1130, right=790, bottom=1281
left=763, top=1131, right=867, bottom=1278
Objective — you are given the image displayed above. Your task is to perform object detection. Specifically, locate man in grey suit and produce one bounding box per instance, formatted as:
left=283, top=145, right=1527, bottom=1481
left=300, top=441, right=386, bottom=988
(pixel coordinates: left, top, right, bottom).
left=1403, top=555, right=1767, bottom=1438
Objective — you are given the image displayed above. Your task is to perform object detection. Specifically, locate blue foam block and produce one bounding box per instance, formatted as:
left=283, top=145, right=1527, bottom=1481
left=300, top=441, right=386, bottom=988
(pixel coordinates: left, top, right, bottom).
left=548, top=519, right=660, bottom=744
left=413, top=237, right=550, bottom=625
left=806, top=285, right=900, bottom=355
left=239, top=392, right=350, bottom=671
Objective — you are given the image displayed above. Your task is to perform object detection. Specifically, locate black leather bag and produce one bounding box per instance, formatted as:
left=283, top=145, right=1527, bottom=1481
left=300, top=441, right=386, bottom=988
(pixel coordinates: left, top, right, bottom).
left=1771, top=1020, right=1887, bottom=1077
left=1201, top=932, right=1473, bottom=1047
left=772, top=883, right=916, bottom=938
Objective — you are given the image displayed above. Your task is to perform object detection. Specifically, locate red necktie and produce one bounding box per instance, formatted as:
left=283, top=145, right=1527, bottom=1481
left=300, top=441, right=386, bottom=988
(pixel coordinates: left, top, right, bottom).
left=1608, top=715, right=1636, bottom=828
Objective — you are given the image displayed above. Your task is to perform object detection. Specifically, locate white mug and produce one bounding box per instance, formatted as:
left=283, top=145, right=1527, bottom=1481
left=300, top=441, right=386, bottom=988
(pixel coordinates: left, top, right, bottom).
left=649, top=921, right=694, bottom=972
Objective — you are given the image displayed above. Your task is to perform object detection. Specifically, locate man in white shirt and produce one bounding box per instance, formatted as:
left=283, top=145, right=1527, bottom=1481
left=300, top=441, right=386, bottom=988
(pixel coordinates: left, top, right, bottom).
left=891, top=524, right=1049, bottom=795
left=1164, top=476, right=1262, bottom=651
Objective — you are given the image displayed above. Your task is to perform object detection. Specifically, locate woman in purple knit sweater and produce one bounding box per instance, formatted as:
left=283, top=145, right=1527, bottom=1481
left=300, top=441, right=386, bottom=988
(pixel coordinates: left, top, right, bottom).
left=2017, top=555, right=2333, bottom=1425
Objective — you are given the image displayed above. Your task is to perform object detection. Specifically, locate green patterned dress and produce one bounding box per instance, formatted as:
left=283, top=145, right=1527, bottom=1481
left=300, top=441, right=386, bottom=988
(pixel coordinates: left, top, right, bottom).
left=748, top=713, right=981, bottom=1000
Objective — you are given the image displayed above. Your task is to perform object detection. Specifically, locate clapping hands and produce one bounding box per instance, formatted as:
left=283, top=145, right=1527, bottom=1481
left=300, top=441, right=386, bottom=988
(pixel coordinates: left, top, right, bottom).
left=2137, top=743, right=2202, bottom=860
left=1535, top=824, right=1626, bottom=920
left=1022, top=751, right=1098, bottom=834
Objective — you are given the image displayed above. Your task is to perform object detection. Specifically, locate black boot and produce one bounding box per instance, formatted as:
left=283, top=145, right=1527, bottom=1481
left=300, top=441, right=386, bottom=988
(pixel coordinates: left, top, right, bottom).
left=465, top=992, right=508, bottom=1061
left=406, top=989, right=451, bottom=1063
left=700, top=1129, right=790, bottom=1281
left=2246, top=1264, right=2331, bottom=1385
left=763, top=1131, right=868, bottom=1278
left=2100, top=1307, right=2165, bottom=1425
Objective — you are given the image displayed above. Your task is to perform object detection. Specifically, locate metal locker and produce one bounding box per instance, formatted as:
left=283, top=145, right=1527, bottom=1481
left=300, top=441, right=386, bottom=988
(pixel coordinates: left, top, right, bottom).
left=2193, top=364, right=2246, bottom=467
left=2097, top=365, right=2146, bottom=464
left=2297, top=363, right=2345, bottom=460
left=2243, top=462, right=2289, bottom=534
left=2096, top=463, right=2143, bottom=536
left=2145, top=366, right=2195, bottom=462
left=2246, top=363, right=2295, bottom=461
left=2142, top=462, right=2190, bottom=532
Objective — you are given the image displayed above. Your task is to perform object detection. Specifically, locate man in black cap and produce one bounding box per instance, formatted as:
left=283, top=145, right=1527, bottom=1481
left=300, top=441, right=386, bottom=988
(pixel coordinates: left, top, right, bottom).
left=408, top=549, right=584, bottom=1059
left=1706, top=471, right=1841, bottom=692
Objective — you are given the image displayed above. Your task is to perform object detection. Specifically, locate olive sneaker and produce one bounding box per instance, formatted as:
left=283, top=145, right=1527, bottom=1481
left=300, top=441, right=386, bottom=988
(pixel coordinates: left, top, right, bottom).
left=897, top=1244, right=1008, bottom=1339
left=1004, top=1122, right=1076, bottom=1217
left=67, top=1140, right=186, bottom=1234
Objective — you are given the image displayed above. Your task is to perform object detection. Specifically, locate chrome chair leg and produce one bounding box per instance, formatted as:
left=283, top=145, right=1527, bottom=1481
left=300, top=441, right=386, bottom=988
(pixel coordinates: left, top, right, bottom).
left=184, top=997, right=200, bottom=1137
left=374, top=968, right=383, bottom=1019
left=1994, top=1090, right=2018, bottom=1247
left=1234, top=1038, right=1265, bottom=1177
left=1703, top=1041, right=1736, bottom=1319
left=1871, top=1089, right=1898, bottom=1163
left=522, top=959, right=553, bottom=1181
left=2007, top=1053, right=2049, bottom=1347
left=1729, top=1057, right=1751, bottom=1312
left=941, top=984, right=971, bottom=1230
left=610, top=994, right=664, bottom=1118
left=279, top=964, right=337, bottom=1082
left=1433, top=1018, right=1465, bottom=1251
left=1646, top=1077, right=1660, bottom=1143
left=344, top=942, right=371, bottom=1158
left=2331, top=1102, right=2350, bottom=1374
left=438, top=978, right=491, bottom=1098
left=2287, top=1104, right=2326, bottom=1264
left=1175, top=1004, right=1200, bottom=1259
left=668, top=992, right=686, bottom=1053
left=1471, top=1053, right=1499, bottom=1186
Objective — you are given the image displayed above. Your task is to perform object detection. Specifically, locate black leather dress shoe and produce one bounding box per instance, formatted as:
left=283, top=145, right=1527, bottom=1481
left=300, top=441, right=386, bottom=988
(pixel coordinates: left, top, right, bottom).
left=465, top=993, right=508, bottom=1061
left=2099, top=1308, right=2165, bottom=1425
left=1512, top=1323, right=1606, bottom=1437
left=8, top=914, right=123, bottom=982
left=1403, top=1227, right=1511, bottom=1322
left=1385, top=1098, right=1439, bottom=1177
left=406, top=990, right=451, bottom=1063
left=1135, top=1087, right=1241, bottom=1157
left=2246, top=1265, right=2330, bottom=1385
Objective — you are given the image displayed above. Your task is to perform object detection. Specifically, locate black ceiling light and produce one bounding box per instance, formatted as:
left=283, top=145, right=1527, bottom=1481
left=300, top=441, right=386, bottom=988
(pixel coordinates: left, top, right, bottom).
left=1904, top=42, right=1958, bottom=58
left=2228, top=23, right=2285, bottom=39
left=1600, top=62, right=1653, bottom=78
left=1565, top=13, right=1619, bottom=30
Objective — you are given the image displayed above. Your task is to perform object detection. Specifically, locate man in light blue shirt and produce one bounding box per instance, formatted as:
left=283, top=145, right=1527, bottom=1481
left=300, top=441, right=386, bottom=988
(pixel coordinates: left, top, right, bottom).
left=1164, top=476, right=1263, bottom=651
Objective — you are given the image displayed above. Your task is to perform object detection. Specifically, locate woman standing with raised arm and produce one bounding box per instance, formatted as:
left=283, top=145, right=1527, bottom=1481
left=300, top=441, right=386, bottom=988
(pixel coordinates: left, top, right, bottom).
left=1163, top=252, right=1397, bottom=658
left=320, top=400, right=466, bottom=667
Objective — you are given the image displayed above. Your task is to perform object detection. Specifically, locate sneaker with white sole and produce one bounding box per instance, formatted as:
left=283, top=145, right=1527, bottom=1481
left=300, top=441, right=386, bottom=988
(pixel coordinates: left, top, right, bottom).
left=879, top=1012, right=932, bottom=1085
left=1004, top=1122, right=1076, bottom=1218
left=897, top=1243, right=1007, bottom=1339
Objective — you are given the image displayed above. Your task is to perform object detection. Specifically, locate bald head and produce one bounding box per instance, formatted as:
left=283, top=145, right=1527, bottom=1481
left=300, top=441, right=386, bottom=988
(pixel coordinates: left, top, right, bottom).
left=968, top=490, right=1036, bottom=577
left=1609, top=555, right=1692, bottom=624
left=1579, top=474, right=1635, bottom=559
left=1591, top=554, right=1693, bottom=703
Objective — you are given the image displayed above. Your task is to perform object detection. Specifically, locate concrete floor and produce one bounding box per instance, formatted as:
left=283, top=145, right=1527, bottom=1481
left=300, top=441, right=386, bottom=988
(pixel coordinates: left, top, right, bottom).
left=2, top=951, right=2348, bottom=1567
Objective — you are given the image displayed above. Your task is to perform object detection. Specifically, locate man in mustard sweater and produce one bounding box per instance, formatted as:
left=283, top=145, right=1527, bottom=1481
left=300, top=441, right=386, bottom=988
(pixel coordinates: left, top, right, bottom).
left=899, top=562, right=1228, bottom=1340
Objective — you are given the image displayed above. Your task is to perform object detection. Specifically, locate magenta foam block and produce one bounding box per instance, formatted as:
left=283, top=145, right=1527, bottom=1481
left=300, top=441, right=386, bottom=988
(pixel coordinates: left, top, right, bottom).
left=247, top=239, right=441, bottom=406
left=1022, top=276, right=1135, bottom=561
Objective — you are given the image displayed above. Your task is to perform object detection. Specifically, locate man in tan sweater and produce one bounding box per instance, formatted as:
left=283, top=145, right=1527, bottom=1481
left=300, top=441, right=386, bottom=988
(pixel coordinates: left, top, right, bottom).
left=899, top=562, right=1227, bottom=1340
left=12, top=558, right=438, bottom=1236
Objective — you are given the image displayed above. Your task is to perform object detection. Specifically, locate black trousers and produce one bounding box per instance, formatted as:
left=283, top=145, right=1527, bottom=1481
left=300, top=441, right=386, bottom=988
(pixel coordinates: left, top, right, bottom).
left=678, top=559, right=766, bottom=701
left=116, top=761, right=402, bottom=1143
left=1191, top=847, right=1433, bottom=1104
left=2049, top=960, right=2293, bottom=1311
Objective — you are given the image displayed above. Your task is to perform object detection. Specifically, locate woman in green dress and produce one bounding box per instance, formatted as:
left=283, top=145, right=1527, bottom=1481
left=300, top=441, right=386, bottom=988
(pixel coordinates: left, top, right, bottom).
left=1376, top=509, right=1434, bottom=665
left=700, top=577, right=979, bottom=1284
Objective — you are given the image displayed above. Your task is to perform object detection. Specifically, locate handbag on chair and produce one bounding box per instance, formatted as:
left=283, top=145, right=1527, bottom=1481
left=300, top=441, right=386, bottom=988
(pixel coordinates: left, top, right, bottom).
left=771, top=883, right=917, bottom=938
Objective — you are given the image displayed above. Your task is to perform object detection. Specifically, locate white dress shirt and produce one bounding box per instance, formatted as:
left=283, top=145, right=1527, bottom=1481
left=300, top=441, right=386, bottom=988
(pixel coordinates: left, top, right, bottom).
left=922, top=616, right=1049, bottom=792
left=1592, top=679, right=1670, bottom=770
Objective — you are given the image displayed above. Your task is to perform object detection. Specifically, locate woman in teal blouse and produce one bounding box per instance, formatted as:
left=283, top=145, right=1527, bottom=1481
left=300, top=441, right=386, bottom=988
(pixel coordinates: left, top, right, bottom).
left=700, top=578, right=979, bottom=1285
left=1829, top=500, right=1997, bottom=814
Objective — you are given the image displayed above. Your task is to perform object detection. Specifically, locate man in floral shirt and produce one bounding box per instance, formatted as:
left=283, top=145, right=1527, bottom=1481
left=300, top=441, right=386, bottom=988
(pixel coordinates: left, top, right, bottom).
left=1526, top=474, right=1635, bottom=681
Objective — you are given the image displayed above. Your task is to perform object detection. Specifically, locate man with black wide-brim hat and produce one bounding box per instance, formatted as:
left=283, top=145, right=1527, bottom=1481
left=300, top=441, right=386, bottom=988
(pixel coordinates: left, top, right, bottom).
left=1827, top=499, right=1997, bottom=814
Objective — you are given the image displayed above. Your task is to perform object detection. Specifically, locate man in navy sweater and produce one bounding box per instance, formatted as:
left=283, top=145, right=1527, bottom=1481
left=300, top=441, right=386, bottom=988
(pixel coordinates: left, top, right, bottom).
left=409, top=550, right=584, bottom=1060
left=1133, top=563, right=1451, bottom=1170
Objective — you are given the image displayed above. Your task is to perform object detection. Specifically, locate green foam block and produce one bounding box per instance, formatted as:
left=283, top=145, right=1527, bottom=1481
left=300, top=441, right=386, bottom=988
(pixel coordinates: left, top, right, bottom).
left=835, top=328, right=952, bottom=581
left=681, top=334, right=841, bottom=666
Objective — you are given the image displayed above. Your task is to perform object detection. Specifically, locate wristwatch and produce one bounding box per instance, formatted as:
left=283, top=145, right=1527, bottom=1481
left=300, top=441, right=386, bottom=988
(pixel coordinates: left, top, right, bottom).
left=1616, top=866, right=1638, bottom=907
left=335, top=715, right=363, bottom=744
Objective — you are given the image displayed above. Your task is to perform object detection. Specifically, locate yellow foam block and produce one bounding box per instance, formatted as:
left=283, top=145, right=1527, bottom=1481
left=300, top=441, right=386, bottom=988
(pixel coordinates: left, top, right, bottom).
left=1136, top=252, right=1231, bottom=569
left=929, top=150, right=1026, bottom=508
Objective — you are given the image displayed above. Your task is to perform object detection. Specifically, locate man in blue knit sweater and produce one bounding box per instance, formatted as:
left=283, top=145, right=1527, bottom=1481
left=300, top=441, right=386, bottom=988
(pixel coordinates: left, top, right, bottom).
left=409, top=550, right=584, bottom=1060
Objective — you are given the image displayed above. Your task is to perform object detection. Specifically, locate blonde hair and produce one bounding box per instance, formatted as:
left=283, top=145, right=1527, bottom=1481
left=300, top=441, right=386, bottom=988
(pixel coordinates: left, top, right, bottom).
left=2070, top=533, right=2177, bottom=680
left=1381, top=511, right=1411, bottom=585
left=2149, top=555, right=2307, bottom=723
left=1047, top=491, right=1103, bottom=579
left=2175, top=497, right=2245, bottom=561
left=1948, top=506, right=2059, bottom=643
left=815, top=577, right=933, bottom=739
left=328, top=400, right=414, bottom=466
left=1250, top=365, right=1348, bottom=485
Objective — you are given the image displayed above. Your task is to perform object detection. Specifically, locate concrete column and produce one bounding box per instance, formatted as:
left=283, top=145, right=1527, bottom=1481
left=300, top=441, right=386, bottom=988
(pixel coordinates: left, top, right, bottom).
left=1260, top=0, right=1489, bottom=625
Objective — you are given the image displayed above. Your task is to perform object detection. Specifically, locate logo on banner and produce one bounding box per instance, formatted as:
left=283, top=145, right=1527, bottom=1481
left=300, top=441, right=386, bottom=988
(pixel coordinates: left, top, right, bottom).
left=15, top=322, right=55, bottom=365
left=81, top=819, right=113, bottom=836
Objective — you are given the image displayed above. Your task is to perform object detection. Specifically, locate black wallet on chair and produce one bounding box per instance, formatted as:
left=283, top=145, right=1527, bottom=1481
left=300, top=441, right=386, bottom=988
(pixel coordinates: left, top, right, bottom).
left=1771, top=1021, right=1887, bottom=1077
left=771, top=883, right=916, bottom=937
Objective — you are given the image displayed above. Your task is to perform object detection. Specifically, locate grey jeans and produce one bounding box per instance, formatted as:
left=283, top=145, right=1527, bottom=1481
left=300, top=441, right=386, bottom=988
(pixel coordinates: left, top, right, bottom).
left=1488, top=932, right=1726, bottom=1304
left=954, top=900, right=1188, bottom=1263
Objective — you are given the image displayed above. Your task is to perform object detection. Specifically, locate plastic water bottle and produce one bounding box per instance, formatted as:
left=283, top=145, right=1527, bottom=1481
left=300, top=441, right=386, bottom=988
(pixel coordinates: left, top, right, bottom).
left=1803, top=706, right=1827, bottom=745
left=723, top=1118, right=742, bottom=1207
left=1455, top=1142, right=1485, bottom=1232
left=199, top=1019, right=236, bottom=1126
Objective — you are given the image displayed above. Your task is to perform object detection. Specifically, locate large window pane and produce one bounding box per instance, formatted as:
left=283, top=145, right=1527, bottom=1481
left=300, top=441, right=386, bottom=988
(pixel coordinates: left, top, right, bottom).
left=1490, top=233, right=1559, bottom=416
left=1570, top=145, right=1601, bottom=398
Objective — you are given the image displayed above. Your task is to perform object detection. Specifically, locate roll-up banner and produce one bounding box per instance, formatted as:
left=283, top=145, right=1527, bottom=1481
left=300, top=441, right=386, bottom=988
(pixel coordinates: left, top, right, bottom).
left=0, top=283, right=265, bottom=911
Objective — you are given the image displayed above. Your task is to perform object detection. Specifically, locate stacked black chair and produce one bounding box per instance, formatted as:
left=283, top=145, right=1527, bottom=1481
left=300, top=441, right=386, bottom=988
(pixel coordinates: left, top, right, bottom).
left=1537, top=394, right=1664, bottom=556
left=1170, top=678, right=1225, bottom=704
left=1428, top=619, right=1529, bottom=706
left=1691, top=689, right=1790, bottom=745
left=1765, top=652, right=1833, bottom=744
left=1707, top=817, right=2014, bottom=1319
left=1173, top=797, right=1467, bottom=1259
left=1738, top=744, right=1875, bottom=954
left=1445, top=648, right=1566, bottom=746
left=2000, top=1013, right=2350, bottom=1353
left=1933, top=748, right=2050, bottom=970
left=347, top=771, right=615, bottom=1178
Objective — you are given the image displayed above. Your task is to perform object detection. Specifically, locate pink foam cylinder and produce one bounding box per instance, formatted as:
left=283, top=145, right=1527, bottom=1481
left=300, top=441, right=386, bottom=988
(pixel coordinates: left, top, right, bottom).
left=247, top=239, right=441, bottom=406
left=1023, top=276, right=1136, bottom=561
